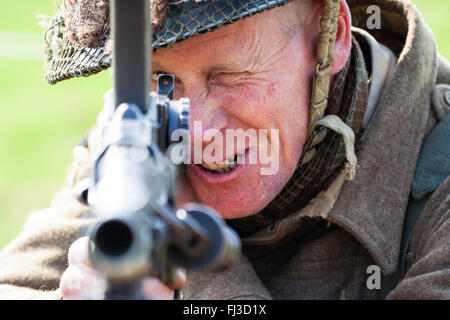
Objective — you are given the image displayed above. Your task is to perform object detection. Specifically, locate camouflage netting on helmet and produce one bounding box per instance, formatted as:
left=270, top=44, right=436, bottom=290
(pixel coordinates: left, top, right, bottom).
left=44, top=0, right=294, bottom=84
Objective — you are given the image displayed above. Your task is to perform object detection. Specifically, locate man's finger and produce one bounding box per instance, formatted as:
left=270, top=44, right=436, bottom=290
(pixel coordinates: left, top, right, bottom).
left=168, top=268, right=186, bottom=290
left=68, top=236, right=91, bottom=267
left=142, top=278, right=174, bottom=300
left=60, top=265, right=107, bottom=300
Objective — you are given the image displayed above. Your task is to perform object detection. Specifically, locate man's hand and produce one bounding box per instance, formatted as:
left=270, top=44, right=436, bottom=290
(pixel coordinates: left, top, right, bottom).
left=60, top=236, right=186, bottom=300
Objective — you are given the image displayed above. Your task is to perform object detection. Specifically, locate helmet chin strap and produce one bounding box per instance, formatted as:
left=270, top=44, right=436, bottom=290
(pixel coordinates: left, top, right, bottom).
left=309, top=0, right=341, bottom=135
left=302, top=0, right=358, bottom=181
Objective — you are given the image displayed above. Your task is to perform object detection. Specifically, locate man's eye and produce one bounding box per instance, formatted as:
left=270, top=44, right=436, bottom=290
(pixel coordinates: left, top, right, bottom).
left=209, top=72, right=249, bottom=85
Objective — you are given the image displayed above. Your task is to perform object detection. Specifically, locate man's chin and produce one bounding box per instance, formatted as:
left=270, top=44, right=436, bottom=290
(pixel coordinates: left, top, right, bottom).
left=190, top=184, right=277, bottom=220
left=197, top=197, right=265, bottom=220
left=187, top=164, right=287, bottom=219
left=218, top=204, right=263, bottom=220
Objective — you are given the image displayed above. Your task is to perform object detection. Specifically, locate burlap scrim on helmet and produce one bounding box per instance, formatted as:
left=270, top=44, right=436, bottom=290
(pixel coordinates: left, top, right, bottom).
left=63, top=0, right=110, bottom=48
left=62, top=0, right=170, bottom=48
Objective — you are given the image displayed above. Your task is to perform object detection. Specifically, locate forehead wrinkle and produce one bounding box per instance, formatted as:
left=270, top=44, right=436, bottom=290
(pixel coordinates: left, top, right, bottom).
left=152, top=9, right=293, bottom=75
left=236, top=9, right=294, bottom=72
left=158, top=22, right=242, bottom=57
left=153, top=29, right=248, bottom=72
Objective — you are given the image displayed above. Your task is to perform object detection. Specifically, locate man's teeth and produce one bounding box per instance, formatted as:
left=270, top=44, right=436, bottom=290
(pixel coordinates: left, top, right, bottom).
left=201, top=152, right=245, bottom=173
left=202, top=162, right=237, bottom=173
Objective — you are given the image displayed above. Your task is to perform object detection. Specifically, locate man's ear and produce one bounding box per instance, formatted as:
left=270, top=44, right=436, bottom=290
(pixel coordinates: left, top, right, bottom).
left=331, top=0, right=352, bottom=75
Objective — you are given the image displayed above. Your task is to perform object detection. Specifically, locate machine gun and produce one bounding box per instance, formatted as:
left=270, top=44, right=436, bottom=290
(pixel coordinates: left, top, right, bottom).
left=84, top=0, right=241, bottom=299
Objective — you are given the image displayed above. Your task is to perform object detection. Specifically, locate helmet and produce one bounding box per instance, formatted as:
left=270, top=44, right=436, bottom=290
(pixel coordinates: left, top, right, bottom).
left=46, top=0, right=293, bottom=84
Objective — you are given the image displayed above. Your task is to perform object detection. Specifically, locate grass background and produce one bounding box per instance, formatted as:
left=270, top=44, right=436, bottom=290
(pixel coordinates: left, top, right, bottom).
left=0, top=0, right=449, bottom=250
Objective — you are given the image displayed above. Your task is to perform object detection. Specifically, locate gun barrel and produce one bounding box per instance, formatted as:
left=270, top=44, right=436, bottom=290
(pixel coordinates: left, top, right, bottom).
left=112, top=0, right=151, bottom=113
left=89, top=214, right=156, bottom=282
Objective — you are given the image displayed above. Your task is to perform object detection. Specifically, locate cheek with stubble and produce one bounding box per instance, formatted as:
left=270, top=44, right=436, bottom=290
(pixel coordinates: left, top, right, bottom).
left=188, top=161, right=289, bottom=219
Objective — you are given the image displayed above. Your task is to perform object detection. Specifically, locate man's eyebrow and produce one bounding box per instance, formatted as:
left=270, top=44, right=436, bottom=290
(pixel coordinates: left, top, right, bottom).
left=151, top=54, right=255, bottom=73
left=209, top=60, right=254, bottom=72
left=209, top=63, right=240, bottom=71
left=151, top=62, right=250, bottom=74
left=151, top=61, right=164, bottom=71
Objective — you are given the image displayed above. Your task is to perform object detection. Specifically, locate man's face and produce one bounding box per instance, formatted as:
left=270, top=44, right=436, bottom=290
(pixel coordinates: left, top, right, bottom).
left=152, top=6, right=316, bottom=219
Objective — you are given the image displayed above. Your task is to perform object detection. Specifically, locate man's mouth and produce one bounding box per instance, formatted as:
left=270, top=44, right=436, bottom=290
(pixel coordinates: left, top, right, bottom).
left=200, top=151, right=246, bottom=174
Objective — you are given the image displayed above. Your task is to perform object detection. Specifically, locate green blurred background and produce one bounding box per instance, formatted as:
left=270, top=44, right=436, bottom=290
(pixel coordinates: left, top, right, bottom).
left=0, top=1, right=449, bottom=250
